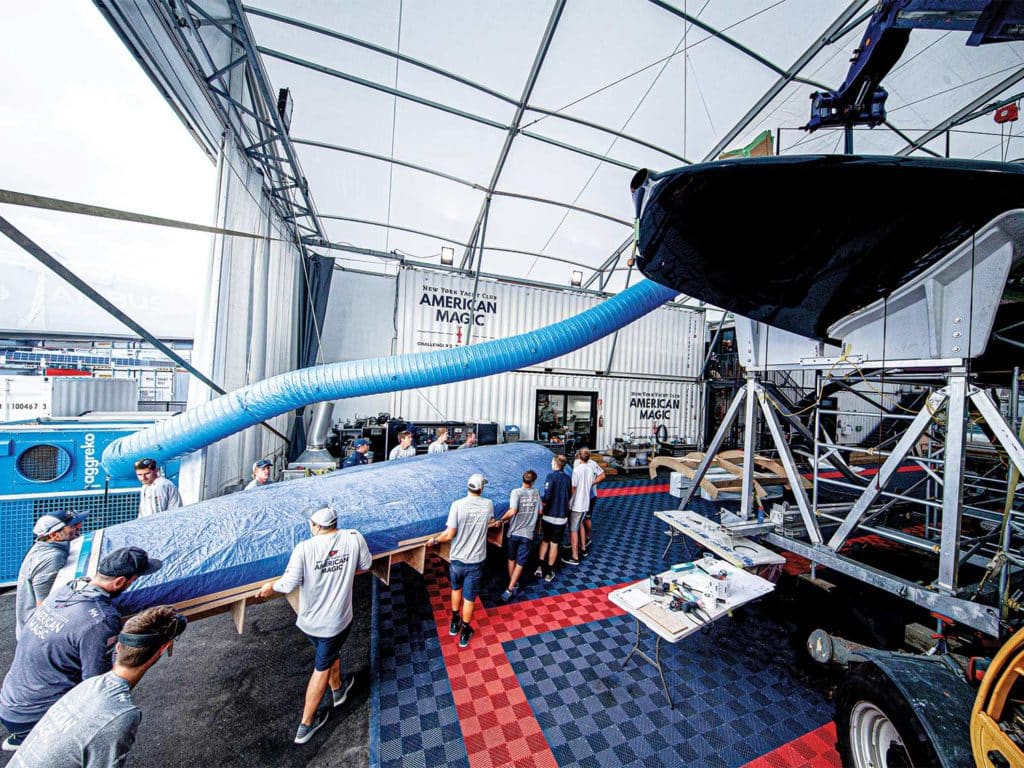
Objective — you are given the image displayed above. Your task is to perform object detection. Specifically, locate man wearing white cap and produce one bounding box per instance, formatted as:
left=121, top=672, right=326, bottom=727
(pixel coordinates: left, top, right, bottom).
left=427, top=473, right=495, bottom=649
left=14, top=511, right=88, bottom=641
left=256, top=507, right=371, bottom=746
left=245, top=458, right=274, bottom=490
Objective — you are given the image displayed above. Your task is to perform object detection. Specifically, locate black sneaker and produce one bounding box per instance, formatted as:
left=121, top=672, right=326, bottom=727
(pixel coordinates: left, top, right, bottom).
left=449, top=613, right=462, bottom=636
left=294, top=708, right=329, bottom=745
left=331, top=675, right=355, bottom=708
left=533, top=565, right=544, bottom=578
left=561, top=555, right=580, bottom=565
left=459, top=623, right=474, bottom=648
left=2, top=733, right=26, bottom=752
left=544, top=571, right=555, bottom=583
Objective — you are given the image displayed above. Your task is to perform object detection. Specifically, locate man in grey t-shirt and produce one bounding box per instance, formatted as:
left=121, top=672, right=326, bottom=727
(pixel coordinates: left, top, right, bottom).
left=9, top=604, right=186, bottom=768
left=256, top=507, right=372, bottom=746
left=499, top=471, right=541, bottom=602
left=1, top=547, right=162, bottom=751
left=15, top=510, right=88, bottom=641
left=428, top=474, right=495, bottom=649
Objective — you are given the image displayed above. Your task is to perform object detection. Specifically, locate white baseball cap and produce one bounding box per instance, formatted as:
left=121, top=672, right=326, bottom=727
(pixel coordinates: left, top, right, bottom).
left=309, top=506, right=337, bottom=527
left=467, top=473, right=488, bottom=492
left=34, top=511, right=88, bottom=537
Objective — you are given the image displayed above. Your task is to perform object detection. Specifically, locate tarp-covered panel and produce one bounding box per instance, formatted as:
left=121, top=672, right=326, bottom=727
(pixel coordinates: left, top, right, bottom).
left=106, top=442, right=554, bottom=613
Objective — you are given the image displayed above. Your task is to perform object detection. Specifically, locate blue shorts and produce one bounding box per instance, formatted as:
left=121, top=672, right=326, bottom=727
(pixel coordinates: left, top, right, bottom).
left=304, top=622, right=352, bottom=672
left=506, top=535, right=532, bottom=566
left=450, top=560, right=484, bottom=601
left=0, top=715, right=37, bottom=737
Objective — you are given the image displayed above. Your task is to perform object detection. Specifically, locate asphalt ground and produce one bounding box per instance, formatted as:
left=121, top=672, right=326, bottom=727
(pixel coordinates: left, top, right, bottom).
left=0, top=574, right=374, bottom=768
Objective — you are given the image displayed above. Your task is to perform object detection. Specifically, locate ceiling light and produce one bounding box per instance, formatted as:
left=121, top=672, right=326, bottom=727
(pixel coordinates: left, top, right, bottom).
left=570, top=270, right=583, bottom=287
left=440, top=246, right=455, bottom=266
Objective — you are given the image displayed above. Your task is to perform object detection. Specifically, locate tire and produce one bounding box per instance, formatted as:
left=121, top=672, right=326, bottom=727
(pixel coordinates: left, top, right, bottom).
left=835, top=663, right=942, bottom=768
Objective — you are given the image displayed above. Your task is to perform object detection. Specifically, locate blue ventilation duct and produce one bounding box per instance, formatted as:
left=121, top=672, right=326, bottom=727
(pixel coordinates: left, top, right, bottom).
left=103, top=279, right=678, bottom=478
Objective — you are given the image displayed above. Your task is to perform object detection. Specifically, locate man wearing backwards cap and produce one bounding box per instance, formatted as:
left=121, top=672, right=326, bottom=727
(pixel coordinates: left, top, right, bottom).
left=9, top=605, right=186, bottom=768
left=14, top=510, right=88, bottom=641
left=0, top=547, right=162, bottom=752
left=427, top=473, right=496, bottom=649
left=256, top=507, right=371, bottom=745
left=245, top=458, right=275, bottom=490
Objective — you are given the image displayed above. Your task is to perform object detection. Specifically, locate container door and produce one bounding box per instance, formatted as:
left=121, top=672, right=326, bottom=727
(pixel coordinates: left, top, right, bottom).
left=535, top=390, right=597, bottom=453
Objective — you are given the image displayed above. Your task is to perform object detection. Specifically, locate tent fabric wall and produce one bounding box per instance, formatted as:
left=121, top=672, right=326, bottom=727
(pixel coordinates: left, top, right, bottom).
left=179, top=138, right=302, bottom=500
left=318, top=270, right=397, bottom=425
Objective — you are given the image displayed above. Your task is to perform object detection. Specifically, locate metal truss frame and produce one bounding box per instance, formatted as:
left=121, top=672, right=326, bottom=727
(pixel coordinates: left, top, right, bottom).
left=681, top=361, right=1024, bottom=637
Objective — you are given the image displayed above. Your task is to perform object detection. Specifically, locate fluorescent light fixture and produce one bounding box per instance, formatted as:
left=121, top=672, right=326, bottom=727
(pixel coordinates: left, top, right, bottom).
left=440, top=246, right=455, bottom=266
left=570, top=270, right=583, bottom=287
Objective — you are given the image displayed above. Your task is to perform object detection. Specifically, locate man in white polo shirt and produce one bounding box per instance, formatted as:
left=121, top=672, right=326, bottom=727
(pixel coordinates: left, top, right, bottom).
left=256, top=507, right=371, bottom=746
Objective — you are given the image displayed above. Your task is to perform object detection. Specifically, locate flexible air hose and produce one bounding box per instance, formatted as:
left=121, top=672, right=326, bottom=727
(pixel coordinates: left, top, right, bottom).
left=102, top=279, right=678, bottom=478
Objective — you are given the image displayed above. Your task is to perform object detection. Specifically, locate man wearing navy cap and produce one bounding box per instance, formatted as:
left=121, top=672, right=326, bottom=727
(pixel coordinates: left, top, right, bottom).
left=341, top=438, right=371, bottom=469
left=14, top=510, right=88, bottom=641
left=8, top=605, right=187, bottom=768
left=0, top=547, right=162, bottom=752
left=245, top=458, right=275, bottom=490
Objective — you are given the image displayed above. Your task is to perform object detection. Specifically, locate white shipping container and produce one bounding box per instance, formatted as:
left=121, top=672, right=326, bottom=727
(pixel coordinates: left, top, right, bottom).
left=394, top=267, right=703, bottom=379
left=0, top=376, right=52, bottom=422
left=390, top=372, right=701, bottom=452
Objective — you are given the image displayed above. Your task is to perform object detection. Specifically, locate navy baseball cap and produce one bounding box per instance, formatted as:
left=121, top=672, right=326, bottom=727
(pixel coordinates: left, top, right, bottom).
left=252, top=458, right=272, bottom=472
left=98, top=547, right=163, bottom=579
left=353, top=438, right=370, bottom=448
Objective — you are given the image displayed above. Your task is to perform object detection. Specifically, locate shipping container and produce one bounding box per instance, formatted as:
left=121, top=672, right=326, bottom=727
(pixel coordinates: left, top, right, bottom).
left=391, top=371, right=701, bottom=452
left=394, top=266, right=704, bottom=379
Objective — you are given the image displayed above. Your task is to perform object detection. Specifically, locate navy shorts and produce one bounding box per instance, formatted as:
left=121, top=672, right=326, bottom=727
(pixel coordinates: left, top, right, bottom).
left=450, top=560, right=484, bottom=601
left=541, top=520, right=567, bottom=544
left=0, top=715, right=37, bottom=737
left=506, top=535, right=532, bottom=566
left=304, top=622, right=352, bottom=672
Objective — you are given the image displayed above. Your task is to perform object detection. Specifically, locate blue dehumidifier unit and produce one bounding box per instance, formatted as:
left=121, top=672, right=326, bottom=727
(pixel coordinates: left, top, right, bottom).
left=0, top=414, right=180, bottom=584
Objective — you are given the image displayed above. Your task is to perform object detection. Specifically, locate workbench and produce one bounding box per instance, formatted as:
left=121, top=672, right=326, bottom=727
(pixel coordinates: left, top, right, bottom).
left=608, top=559, right=774, bottom=707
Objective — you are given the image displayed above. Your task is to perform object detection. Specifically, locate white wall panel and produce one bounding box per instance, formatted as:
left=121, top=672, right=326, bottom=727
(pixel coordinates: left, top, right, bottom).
left=320, top=271, right=398, bottom=424
left=395, top=267, right=703, bottom=378
left=391, top=372, right=701, bottom=451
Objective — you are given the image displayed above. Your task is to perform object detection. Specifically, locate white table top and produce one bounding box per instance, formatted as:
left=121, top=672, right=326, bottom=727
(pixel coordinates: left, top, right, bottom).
left=608, top=559, right=775, bottom=643
left=655, top=509, right=786, bottom=568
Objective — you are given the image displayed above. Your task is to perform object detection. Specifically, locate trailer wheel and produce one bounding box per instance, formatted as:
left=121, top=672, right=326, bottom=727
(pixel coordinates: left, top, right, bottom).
left=835, top=663, right=940, bottom=768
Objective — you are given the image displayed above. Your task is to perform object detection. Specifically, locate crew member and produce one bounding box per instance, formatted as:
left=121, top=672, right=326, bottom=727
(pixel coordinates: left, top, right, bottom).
left=256, top=507, right=371, bottom=746
left=428, top=474, right=495, bottom=649
left=457, top=431, right=477, bottom=450
left=0, top=547, right=163, bottom=751
left=575, top=448, right=605, bottom=555
left=134, top=458, right=182, bottom=518
left=388, top=431, right=416, bottom=460
left=427, top=428, right=449, bottom=454
left=14, top=510, right=88, bottom=640
left=536, top=455, right=571, bottom=582
left=564, top=451, right=598, bottom=565
left=245, top=458, right=274, bottom=490
left=342, top=438, right=371, bottom=469
left=499, top=470, right=540, bottom=601
left=8, top=605, right=187, bottom=768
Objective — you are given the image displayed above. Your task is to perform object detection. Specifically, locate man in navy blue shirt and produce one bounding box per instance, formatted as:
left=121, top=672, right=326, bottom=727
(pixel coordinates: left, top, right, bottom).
left=0, top=547, right=162, bottom=752
left=536, top=455, right=571, bottom=583
left=342, top=438, right=371, bottom=469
